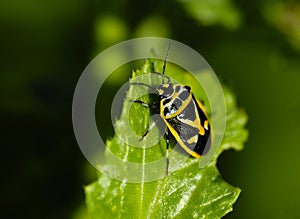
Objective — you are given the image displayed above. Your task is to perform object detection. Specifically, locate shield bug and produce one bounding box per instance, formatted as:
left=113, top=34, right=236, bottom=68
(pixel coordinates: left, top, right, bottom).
left=130, top=45, right=211, bottom=175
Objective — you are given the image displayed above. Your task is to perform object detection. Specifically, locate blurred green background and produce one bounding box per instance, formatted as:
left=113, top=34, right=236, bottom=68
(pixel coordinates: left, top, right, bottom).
left=1, top=0, right=300, bottom=218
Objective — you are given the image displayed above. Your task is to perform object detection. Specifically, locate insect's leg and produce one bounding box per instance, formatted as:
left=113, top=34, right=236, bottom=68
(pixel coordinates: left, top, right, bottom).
left=139, top=120, right=158, bottom=141
left=127, top=99, right=150, bottom=108
left=165, top=128, right=170, bottom=176
left=128, top=99, right=159, bottom=109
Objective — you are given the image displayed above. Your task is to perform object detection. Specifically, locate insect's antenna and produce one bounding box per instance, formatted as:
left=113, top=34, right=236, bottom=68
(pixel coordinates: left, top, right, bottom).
left=162, top=44, right=171, bottom=84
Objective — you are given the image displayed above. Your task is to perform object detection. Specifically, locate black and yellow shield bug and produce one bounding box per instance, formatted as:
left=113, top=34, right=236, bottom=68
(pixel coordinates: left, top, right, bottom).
left=131, top=45, right=211, bottom=175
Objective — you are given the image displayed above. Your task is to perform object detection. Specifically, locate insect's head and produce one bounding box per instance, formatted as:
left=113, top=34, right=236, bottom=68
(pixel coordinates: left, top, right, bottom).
left=157, top=83, right=174, bottom=98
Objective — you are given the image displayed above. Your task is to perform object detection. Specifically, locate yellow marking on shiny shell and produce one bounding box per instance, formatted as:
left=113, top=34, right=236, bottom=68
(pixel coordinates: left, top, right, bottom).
left=161, top=93, right=192, bottom=119
left=187, top=135, right=197, bottom=144
left=166, top=85, right=184, bottom=101
left=199, top=125, right=205, bottom=136
left=180, top=118, right=199, bottom=128
left=204, top=120, right=209, bottom=130
left=165, top=121, right=201, bottom=158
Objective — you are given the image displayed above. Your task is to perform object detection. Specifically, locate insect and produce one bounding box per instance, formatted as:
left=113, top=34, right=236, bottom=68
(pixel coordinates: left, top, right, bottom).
left=131, top=45, right=211, bottom=175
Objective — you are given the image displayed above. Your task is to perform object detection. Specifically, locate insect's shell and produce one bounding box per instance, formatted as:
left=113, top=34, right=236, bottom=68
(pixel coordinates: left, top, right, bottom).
left=157, top=83, right=210, bottom=158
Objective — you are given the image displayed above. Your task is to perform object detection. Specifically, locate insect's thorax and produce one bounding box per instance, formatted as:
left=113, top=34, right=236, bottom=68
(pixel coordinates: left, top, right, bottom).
left=159, top=84, right=193, bottom=119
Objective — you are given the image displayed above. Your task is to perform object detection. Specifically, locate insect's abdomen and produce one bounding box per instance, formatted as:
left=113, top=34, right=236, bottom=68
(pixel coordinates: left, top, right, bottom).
left=161, top=85, right=211, bottom=158
left=166, top=99, right=210, bottom=157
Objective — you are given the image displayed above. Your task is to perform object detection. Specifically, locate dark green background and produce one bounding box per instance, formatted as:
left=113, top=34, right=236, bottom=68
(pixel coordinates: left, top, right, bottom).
left=1, top=0, right=300, bottom=218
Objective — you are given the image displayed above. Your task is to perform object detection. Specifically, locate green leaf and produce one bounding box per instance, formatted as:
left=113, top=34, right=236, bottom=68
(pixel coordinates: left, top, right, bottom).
left=85, top=59, right=248, bottom=219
